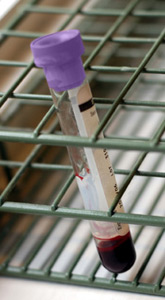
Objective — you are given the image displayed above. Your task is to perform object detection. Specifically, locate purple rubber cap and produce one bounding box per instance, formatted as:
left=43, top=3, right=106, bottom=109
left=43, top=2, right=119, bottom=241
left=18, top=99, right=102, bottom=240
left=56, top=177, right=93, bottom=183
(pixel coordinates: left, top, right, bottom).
left=30, top=29, right=86, bottom=92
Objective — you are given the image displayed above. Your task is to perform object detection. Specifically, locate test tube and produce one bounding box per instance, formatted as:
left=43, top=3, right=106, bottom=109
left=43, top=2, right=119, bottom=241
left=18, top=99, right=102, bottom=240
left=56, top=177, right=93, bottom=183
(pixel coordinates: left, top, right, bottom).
left=31, top=30, right=136, bottom=273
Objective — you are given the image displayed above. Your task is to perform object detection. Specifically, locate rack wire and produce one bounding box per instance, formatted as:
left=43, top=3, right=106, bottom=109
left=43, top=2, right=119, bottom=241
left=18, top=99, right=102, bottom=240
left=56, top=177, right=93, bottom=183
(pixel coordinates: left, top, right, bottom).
left=0, top=0, right=164, bottom=297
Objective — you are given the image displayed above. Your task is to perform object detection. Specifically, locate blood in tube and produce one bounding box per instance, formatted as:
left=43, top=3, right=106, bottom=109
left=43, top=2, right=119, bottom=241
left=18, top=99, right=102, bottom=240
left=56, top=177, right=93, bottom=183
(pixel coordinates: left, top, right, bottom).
left=96, top=232, right=136, bottom=273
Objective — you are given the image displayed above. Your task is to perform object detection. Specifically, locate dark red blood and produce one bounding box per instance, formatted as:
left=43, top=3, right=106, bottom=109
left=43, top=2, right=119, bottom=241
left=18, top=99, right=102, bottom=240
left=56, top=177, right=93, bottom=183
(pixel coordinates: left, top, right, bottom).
left=96, top=232, right=136, bottom=273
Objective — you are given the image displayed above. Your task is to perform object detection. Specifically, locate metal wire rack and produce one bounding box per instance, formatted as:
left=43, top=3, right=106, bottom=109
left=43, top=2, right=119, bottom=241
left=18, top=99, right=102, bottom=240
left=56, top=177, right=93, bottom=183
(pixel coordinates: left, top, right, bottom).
left=0, top=0, right=164, bottom=297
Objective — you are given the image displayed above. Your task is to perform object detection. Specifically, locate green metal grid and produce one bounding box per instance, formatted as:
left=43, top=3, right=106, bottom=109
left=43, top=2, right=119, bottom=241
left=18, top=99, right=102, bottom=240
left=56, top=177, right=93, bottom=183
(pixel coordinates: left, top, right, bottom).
left=0, top=0, right=165, bottom=297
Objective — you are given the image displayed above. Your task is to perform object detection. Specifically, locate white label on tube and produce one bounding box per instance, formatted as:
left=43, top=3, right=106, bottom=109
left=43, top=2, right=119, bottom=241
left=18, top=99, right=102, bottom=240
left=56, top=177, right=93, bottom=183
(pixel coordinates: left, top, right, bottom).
left=76, top=83, right=129, bottom=237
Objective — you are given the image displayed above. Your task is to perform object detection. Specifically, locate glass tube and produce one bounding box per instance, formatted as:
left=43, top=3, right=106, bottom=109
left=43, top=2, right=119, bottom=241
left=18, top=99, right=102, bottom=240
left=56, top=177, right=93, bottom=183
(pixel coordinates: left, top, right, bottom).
left=50, top=78, right=136, bottom=273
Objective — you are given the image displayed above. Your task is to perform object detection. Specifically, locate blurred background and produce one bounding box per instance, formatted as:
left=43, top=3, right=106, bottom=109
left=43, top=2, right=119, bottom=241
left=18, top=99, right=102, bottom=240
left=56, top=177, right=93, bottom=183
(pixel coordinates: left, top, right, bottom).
left=0, top=1, right=164, bottom=299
